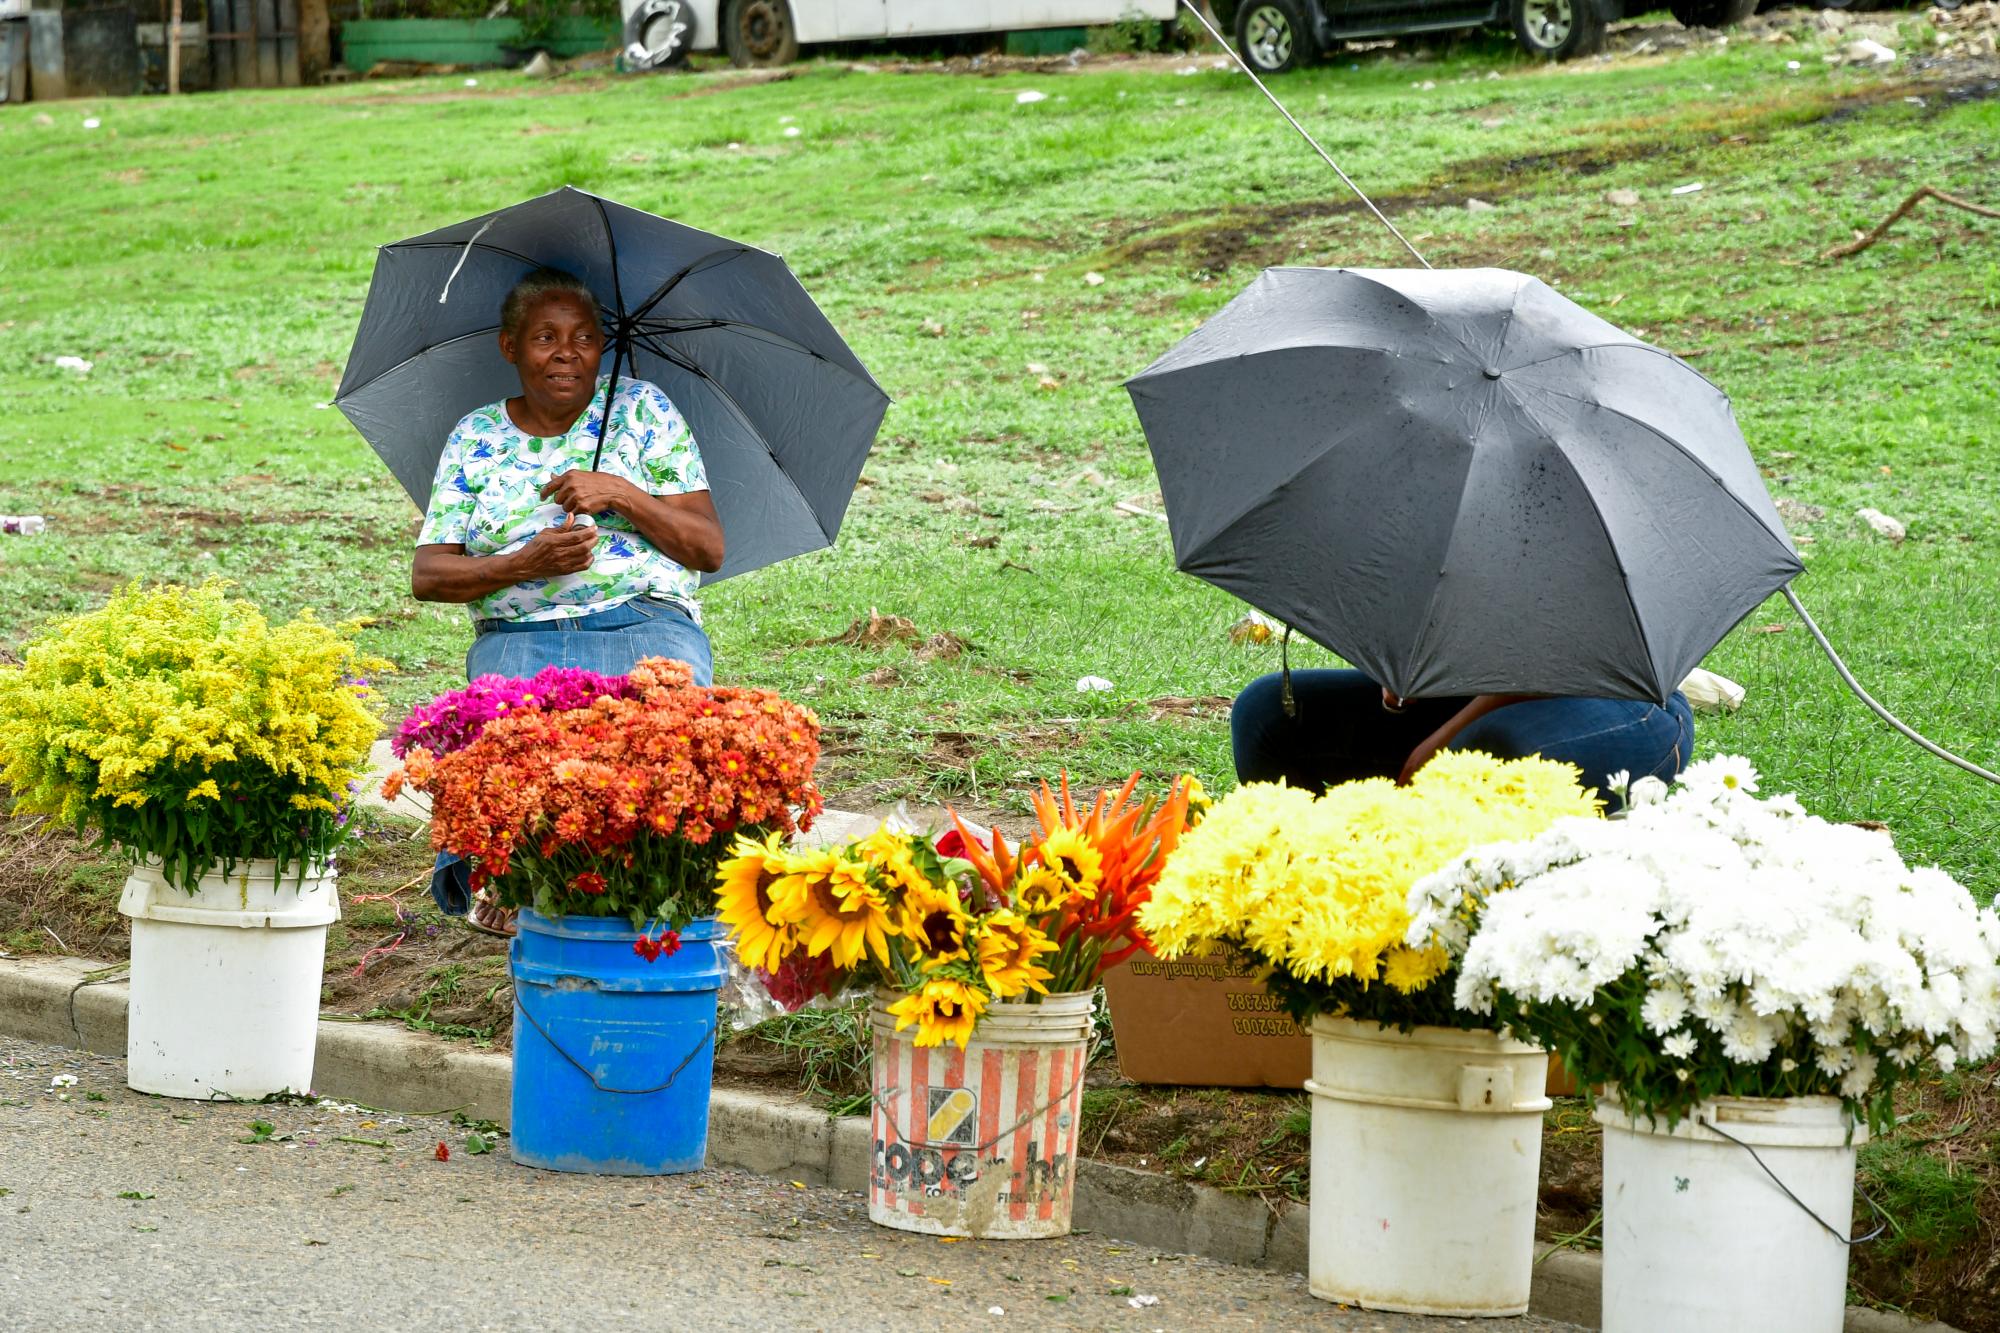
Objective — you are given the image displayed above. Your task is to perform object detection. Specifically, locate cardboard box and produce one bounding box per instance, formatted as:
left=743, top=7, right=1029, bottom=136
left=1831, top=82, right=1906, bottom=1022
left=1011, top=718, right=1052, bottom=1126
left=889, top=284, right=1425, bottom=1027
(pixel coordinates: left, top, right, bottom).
left=1102, top=946, right=1312, bottom=1090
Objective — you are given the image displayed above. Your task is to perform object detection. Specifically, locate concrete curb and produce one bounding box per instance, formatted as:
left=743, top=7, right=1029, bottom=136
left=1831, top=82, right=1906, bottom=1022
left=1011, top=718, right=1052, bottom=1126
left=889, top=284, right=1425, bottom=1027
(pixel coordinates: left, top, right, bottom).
left=0, top=956, right=1958, bottom=1332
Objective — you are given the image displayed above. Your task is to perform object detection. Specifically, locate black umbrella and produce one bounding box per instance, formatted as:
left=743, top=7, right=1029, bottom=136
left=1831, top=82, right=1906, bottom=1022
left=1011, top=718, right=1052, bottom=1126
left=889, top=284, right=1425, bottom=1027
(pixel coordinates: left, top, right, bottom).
left=1126, top=266, right=1803, bottom=704
left=336, top=187, right=889, bottom=582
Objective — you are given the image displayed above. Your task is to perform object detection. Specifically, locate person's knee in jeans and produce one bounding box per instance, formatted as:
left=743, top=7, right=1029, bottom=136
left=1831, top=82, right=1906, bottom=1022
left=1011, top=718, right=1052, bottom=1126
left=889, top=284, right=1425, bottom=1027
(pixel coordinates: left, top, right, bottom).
left=1231, top=672, right=1293, bottom=784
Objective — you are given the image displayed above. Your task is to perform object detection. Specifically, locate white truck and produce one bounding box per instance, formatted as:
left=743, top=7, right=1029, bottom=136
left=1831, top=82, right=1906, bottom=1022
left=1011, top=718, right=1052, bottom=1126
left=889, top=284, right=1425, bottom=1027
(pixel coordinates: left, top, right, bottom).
left=621, top=0, right=1183, bottom=69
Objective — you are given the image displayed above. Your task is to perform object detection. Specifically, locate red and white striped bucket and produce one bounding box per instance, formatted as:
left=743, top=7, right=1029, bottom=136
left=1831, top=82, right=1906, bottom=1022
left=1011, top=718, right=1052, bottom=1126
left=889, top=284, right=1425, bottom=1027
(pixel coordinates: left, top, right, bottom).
left=867, top=990, right=1094, bottom=1239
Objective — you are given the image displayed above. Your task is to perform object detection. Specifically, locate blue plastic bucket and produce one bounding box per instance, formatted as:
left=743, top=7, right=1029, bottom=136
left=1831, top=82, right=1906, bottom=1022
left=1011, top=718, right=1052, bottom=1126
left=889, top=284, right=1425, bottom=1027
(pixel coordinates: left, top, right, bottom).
left=509, top=910, right=726, bottom=1175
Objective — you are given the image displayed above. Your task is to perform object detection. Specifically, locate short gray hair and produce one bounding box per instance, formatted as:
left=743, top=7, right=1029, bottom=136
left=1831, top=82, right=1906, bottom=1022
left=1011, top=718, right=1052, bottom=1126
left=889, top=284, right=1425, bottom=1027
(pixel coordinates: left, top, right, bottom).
left=500, top=267, right=602, bottom=339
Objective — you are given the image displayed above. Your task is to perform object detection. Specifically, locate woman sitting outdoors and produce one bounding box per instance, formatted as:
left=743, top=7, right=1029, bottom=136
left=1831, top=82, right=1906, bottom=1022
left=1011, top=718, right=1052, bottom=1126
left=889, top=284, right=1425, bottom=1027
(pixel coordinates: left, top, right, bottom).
left=412, top=266, right=724, bottom=933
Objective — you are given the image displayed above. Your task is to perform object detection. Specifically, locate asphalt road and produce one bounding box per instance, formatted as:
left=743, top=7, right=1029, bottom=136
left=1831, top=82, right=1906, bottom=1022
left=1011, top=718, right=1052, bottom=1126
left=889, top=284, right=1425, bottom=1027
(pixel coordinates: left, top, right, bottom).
left=1, top=1035, right=1579, bottom=1332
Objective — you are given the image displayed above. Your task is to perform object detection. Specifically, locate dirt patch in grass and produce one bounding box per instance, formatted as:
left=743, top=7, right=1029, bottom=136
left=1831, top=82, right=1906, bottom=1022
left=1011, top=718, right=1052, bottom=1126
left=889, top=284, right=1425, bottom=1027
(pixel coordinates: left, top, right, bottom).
left=1101, top=70, right=1996, bottom=277
left=316, top=824, right=514, bottom=1047
left=0, top=815, right=130, bottom=959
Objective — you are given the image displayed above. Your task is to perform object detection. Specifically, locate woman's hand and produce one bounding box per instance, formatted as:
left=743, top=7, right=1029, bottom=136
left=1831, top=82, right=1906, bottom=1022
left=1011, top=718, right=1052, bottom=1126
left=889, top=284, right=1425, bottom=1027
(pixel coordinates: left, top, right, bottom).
left=411, top=519, right=600, bottom=604
left=1397, top=693, right=1540, bottom=784
left=539, top=469, right=634, bottom=517
left=510, top=513, right=600, bottom=579
left=539, top=469, right=725, bottom=574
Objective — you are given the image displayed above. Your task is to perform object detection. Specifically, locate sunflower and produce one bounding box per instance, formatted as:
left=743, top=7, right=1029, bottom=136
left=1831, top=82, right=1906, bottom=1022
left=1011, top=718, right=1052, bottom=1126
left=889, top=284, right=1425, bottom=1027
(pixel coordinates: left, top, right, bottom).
left=1035, top=826, right=1103, bottom=899
left=975, top=910, right=1058, bottom=998
left=715, top=832, right=797, bottom=972
left=902, top=882, right=973, bottom=965
left=888, top=977, right=989, bottom=1049
left=1013, top=865, right=1071, bottom=916
left=773, top=851, right=896, bottom=969
left=858, top=826, right=933, bottom=898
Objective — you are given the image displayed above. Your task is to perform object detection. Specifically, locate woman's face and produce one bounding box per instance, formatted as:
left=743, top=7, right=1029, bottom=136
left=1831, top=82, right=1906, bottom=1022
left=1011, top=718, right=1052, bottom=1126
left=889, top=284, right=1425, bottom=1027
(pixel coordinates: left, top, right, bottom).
left=500, top=292, right=604, bottom=417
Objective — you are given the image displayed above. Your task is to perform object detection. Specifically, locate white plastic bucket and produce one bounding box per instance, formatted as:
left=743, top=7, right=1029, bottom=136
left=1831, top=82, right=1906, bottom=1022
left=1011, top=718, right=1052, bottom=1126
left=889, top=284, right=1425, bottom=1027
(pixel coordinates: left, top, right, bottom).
left=867, top=989, right=1093, bottom=1239
left=1306, top=1015, right=1551, bottom=1316
left=120, top=859, right=339, bottom=1100
left=1596, top=1094, right=1864, bottom=1333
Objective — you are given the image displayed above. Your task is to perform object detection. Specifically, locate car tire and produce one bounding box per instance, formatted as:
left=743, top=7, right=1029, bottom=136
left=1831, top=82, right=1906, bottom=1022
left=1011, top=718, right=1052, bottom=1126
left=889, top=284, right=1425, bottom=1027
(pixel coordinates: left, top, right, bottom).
left=1234, top=0, right=1318, bottom=75
left=721, top=0, right=800, bottom=68
left=623, top=0, right=694, bottom=68
left=1667, top=0, right=1756, bottom=27
left=1511, top=0, right=1605, bottom=60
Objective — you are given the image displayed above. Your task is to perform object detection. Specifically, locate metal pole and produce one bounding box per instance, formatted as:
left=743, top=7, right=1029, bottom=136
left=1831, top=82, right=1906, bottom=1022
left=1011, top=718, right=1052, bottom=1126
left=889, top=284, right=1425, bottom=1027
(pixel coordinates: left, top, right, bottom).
left=167, top=0, right=182, bottom=93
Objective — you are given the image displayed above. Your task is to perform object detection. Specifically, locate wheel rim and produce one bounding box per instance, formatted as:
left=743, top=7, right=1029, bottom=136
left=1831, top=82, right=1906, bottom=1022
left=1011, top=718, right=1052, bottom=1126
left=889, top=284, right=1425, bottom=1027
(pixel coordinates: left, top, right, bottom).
left=738, top=0, right=788, bottom=59
left=1521, top=0, right=1574, bottom=48
left=639, top=2, right=687, bottom=59
left=1243, top=6, right=1294, bottom=68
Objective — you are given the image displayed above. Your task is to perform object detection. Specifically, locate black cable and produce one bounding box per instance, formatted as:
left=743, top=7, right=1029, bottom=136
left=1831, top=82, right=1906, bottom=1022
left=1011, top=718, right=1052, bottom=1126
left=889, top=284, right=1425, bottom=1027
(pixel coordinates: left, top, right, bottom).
left=1785, top=587, right=1998, bottom=785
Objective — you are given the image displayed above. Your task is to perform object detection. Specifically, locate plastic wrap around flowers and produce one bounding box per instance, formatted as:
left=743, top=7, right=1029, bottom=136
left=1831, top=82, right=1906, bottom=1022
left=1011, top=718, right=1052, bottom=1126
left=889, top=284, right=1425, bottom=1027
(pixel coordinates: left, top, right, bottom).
left=383, top=658, right=822, bottom=928
left=1138, top=752, right=1602, bottom=1029
left=1406, top=757, right=2000, bottom=1129
left=715, top=774, right=1202, bottom=1049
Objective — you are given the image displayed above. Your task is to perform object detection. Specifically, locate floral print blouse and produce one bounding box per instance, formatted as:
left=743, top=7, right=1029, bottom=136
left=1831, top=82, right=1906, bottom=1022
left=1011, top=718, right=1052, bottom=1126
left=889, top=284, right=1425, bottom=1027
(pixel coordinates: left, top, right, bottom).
left=417, top=376, right=710, bottom=624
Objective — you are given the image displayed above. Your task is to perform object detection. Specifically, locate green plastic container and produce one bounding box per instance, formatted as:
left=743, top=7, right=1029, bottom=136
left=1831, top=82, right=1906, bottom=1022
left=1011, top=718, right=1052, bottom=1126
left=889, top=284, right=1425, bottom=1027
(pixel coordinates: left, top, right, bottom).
left=1003, top=27, right=1087, bottom=57
left=340, top=17, right=617, bottom=72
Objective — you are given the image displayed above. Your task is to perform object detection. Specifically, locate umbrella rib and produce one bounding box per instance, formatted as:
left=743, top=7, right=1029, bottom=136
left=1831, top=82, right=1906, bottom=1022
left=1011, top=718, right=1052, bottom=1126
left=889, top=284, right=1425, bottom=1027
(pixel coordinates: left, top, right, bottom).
left=630, top=332, right=836, bottom=549
left=631, top=317, right=885, bottom=401
left=1519, top=379, right=1801, bottom=562
left=335, top=324, right=502, bottom=402
left=1502, top=341, right=1694, bottom=378
left=1541, top=440, right=1658, bottom=698
left=388, top=239, right=548, bottom=269
left=632, top=317, right=833, bottom=366
left=628, top=247, right=757, bottom=325
left=1170, top=406, right=1385, bottom=571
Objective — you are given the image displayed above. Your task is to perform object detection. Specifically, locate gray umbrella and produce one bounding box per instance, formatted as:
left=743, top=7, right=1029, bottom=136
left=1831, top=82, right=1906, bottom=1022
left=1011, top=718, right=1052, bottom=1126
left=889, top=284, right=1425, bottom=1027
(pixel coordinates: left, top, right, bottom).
left=1126, top=266, right=1803, bottom=704
left=336, top=186, right=889, bottom=583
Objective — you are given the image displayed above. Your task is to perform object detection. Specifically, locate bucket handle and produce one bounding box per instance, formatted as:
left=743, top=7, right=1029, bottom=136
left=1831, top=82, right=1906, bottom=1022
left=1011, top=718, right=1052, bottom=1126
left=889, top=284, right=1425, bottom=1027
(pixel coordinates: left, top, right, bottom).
left=515, top=993, right=714, bottom=1097
left=1699, top=1114, right=1889, bottom=1247
left=873, top=1067, right=1081, bottom=1156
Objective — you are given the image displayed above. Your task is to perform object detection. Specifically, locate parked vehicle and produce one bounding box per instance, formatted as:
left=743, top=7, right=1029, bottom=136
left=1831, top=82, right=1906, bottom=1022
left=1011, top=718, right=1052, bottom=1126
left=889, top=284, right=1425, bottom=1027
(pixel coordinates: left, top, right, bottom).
left=1216, top=0, right=1754, bottom=65
left=621, top=0, right=1181, bottom=69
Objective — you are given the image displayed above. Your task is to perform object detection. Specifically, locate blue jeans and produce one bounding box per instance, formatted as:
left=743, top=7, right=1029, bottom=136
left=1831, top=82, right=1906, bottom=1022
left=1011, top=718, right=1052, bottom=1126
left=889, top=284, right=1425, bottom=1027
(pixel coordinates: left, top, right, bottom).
left=432, top=596, right=715, bottom=915
left=463, top=595, right=713, bottom=685
left=1230, top=669, right=1692, bottom=812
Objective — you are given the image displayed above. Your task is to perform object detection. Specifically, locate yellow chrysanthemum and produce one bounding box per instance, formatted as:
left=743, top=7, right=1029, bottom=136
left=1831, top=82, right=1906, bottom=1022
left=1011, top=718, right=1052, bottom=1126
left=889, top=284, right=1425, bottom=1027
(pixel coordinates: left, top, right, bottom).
left=1381, top=944, right=1450, bottom=994
left=772, top=851, right=896, bottom=969
left=1013, top=865, right=1072, bottom=916
left=902, top=882, right=973, bottom=965
left=1140, top=755, right=1601, bottom=1002
left=715, top=831, right=798, bottom=972
left=888, top=978, right=989, bottom=1049
left=1035, top=827, right=1103, bottom=899
left=975, top=910, right=1058, bottom=998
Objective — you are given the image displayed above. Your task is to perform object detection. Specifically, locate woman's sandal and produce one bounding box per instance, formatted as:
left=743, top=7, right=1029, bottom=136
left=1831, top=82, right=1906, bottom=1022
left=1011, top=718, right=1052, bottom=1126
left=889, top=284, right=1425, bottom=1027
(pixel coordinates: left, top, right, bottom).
left=467, top=890, right=518, bottom=939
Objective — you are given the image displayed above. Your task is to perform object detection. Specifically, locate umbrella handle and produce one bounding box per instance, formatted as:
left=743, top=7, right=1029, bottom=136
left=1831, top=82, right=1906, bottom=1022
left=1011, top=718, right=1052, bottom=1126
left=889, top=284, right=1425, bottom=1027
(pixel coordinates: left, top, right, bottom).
left=589, top=332, right=625, bottom=474
left=1280, top=624, right=1298, bottom=719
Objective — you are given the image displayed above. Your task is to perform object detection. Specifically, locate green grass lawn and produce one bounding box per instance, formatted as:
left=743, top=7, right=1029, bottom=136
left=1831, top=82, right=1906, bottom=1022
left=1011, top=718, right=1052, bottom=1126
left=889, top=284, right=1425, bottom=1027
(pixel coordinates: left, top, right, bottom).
left=1, top=25, right=1995, bottom=894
